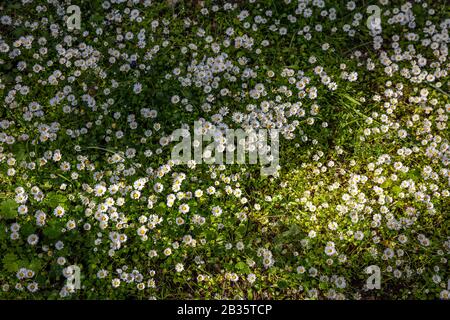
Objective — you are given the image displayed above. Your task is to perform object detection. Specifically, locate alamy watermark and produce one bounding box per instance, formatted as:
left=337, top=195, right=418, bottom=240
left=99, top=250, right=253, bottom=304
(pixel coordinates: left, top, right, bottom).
left=170, top=121, right=280, bottom=176
left=65, top=265, right=81, bottom=292
left=66, top=5, right=81, bottom=30
left=365, top=265, right=381, bottom=290
left=367, top=5, right=382, bottom=34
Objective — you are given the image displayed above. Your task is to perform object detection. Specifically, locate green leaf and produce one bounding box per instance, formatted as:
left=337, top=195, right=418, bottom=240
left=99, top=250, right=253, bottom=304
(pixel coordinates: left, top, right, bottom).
left=8, top=3, right=21, bottom=9
left=235, top=261, right=250, bottom=274
left=44, top=192, right=68, bottom=208
left=2, top=253, right=19, bottom=273
left=236, top=224, right=247, bottom=238
left=0, top=199, right=18, bottom=220
left=286, top=224, right=301, bottom=237
left=155, top=202, right=166, bottom=213
left=0, top=223, right=6, bottom=240
left=21, top=223, right=36, bottom=235
left=42, top=181, right=52, bottom=190
left=277, top=280, right=288, bottom=289
left=342, top=94, right=362, bottom=106
left=392, top=185, right=402, bottom=195
left=43, top=222, right=61, bottom=239
left=29, top=259, right=42, bottom=272
left=205, top=229, right=217, bottom=241
left=12, top=144, right=27, bottom=162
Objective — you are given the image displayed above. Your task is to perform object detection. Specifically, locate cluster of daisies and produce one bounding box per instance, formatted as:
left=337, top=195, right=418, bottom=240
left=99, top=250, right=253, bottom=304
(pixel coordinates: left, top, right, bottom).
left=0, top=0, right=449, bottom=300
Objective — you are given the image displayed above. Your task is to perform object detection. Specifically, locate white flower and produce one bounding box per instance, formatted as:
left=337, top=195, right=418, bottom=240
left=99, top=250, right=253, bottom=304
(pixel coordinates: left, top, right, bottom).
left=179, top=203, right=190, bottom=214
left=211, top=206, right=222, bottom=217
left=335, top=277, right=347, bottom=289
left=325, top=246, right=336, bottom=256
left=53, top=206, right=65, bottom=218
left=175, top=263, right=184, bottom=272
left=27, top=234, right=39, bottom=245
left=133, top=83, right=142, bottom=94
